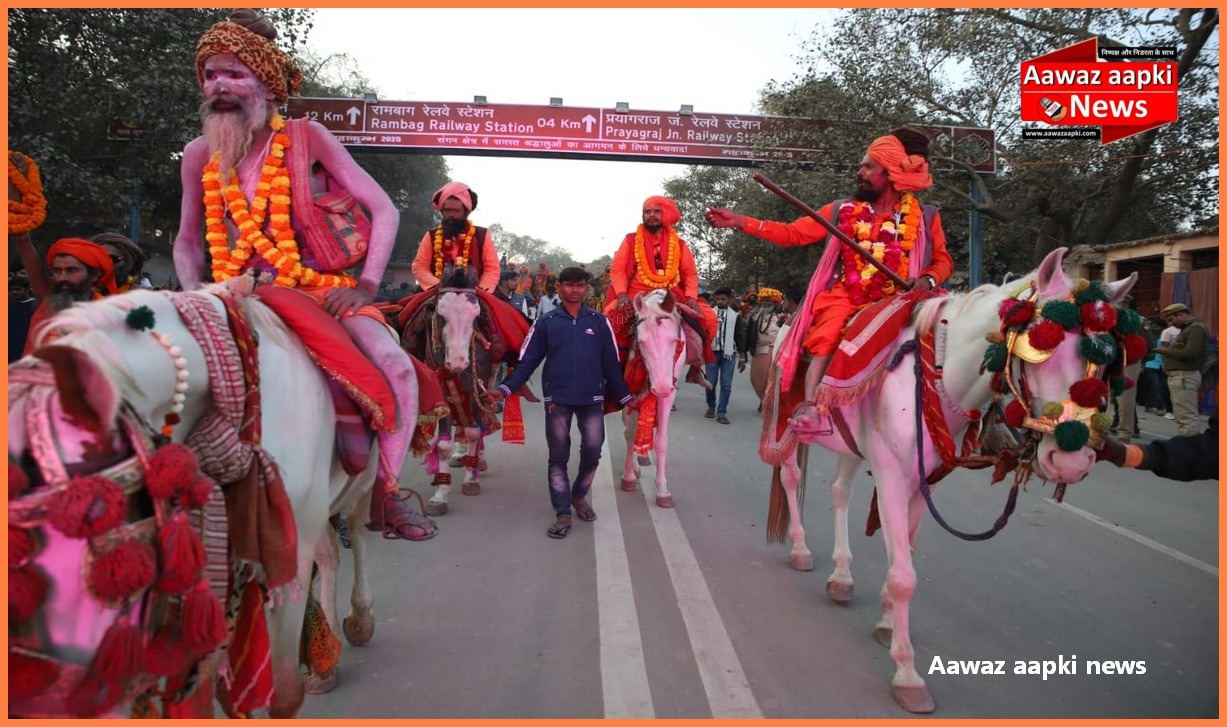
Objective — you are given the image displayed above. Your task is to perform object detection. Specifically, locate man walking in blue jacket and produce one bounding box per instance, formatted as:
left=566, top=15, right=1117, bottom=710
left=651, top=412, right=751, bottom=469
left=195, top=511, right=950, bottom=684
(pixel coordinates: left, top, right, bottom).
left=488, top=267, right=633, bottom=538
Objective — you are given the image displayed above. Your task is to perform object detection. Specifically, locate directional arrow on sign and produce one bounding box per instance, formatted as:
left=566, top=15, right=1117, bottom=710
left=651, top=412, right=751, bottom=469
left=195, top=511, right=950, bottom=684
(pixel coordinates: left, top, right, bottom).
left=581, top=114, right=596, bottom=133
left=347, top=106, right=362, bottom=125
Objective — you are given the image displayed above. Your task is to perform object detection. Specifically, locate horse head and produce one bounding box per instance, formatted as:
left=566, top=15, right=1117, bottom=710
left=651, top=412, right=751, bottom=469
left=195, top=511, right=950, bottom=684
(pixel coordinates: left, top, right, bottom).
left=1003, top=248, right=1137, bottom=485
left=633, top=289, right=685, bottom=398
left=435, top=287, right=482, bottom=373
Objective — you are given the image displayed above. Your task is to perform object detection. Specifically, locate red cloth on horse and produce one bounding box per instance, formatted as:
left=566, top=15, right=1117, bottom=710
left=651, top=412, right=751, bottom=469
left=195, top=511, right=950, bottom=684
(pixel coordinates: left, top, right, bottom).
left=814, top=289, right=939, bottom=410
left=253, top=286, right=396, bottom=433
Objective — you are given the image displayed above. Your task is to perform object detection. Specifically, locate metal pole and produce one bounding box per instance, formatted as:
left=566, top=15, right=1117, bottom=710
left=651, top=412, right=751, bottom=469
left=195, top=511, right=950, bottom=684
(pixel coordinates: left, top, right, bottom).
left=127, top=184, right=141, bottom=242
left=969, top=179, right=983, bottom=288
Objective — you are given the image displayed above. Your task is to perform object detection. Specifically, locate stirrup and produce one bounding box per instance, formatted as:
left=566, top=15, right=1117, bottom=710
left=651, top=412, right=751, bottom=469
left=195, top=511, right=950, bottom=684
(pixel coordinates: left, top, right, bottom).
left=370, top=485, right=438, bottom=542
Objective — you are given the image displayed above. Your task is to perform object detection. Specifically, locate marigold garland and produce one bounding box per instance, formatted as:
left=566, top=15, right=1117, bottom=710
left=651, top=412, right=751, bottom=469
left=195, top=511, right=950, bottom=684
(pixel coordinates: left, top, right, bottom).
left=8, top=152, right=48, bottom=235
left=433, top=221, right=475, bottom=279
left=633, top=224, right=682, bottom=289
left=203, top=114, right=356, bottom=289
left=837, top=193, right=921, bottom=307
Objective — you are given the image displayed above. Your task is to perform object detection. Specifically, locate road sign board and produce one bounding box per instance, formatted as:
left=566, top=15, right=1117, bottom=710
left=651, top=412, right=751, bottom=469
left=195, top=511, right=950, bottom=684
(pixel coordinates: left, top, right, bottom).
left=285, top=98, right=996, bottom=173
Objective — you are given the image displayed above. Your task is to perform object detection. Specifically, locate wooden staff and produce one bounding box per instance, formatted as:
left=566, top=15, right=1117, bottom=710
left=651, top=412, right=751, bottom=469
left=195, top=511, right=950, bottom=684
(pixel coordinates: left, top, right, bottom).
left=752, top=173, right=912, bottom=291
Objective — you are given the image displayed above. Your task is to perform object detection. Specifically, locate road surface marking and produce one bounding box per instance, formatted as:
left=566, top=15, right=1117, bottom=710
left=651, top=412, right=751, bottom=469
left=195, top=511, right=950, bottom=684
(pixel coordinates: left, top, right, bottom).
left=645, top=479, right=763, bottom=718
left=592, top=441, right=655, bottom=718
left=1048, top=500, right=1218, bottom=577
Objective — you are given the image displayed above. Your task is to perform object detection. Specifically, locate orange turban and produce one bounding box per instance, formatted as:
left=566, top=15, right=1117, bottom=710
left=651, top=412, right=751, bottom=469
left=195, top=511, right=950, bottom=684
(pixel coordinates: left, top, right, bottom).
left=866, top=135, right=933, bottom=193
left=432, top=182, right=476, bottom=213
left=643, top=196, right=681, bottom=226
left=47, top=238, right=117, bottom=295
left=196, top=20, right=302, bottom=104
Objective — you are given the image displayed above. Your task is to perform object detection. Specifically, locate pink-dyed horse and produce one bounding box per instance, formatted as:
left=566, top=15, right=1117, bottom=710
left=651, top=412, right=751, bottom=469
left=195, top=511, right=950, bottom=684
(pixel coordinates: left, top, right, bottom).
left=8, top=287, right=402, bottom=717
left=761, top=249, right=1136, bottom=713
left=410, top=287, right=496, bottom=516
left=619, top=289, right=687, bottom=507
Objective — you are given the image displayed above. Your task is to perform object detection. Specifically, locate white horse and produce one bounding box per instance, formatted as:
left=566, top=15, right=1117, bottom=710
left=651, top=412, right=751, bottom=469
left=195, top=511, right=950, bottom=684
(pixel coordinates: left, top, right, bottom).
left=619, top=289, right=687, bottom=507
left=7, top=287, right=399, bottom=717
left=413, top=287, right=496, bottom=516
left=761, top=249, right=1136, bottom=713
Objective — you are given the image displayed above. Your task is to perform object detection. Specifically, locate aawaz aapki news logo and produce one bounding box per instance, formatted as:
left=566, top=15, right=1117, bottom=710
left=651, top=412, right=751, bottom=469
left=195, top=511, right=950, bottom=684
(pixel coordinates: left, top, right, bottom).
left=1020, top=38, right=1178, bottom=143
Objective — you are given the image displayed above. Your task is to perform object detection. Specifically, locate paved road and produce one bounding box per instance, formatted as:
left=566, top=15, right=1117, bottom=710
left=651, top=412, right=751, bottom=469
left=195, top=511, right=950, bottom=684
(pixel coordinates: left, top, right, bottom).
left=300, top=373, right=1218, bottom=719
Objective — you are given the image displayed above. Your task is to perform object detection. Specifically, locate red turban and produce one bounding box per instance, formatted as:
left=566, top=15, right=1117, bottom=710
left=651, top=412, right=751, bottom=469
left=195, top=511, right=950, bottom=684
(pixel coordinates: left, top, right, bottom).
left=866, top=135, right=933, bottom=193
left=47, top=238, right=117, bottom=295
left=432, top=182, right=476, bottom=213
left=643, top=196, right=681, bottom=226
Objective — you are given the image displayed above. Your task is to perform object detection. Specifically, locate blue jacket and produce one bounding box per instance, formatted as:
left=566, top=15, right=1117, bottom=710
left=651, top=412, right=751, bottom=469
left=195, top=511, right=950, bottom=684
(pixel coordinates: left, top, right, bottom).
left=498, top=304, right=633, bottom=408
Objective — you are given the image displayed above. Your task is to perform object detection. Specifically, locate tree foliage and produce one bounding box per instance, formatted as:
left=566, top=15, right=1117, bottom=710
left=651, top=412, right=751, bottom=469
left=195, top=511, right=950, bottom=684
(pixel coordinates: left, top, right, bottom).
left=488, top=223, right=579, bottom=271
left=663, top=8, right=1218, bottom=288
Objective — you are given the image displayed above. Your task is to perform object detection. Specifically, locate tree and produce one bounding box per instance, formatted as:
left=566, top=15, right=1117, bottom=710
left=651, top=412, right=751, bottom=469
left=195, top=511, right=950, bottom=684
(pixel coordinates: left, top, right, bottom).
left=663, top=8, right=1218, bottom=285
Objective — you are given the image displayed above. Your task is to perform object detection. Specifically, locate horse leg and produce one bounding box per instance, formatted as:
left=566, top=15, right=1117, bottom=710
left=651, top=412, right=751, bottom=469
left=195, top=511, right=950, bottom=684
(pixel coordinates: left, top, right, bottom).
left=426, top=423, right=453, bottom=516
left=461, top=425, right=482, bottom=495
left=449, top=427, right=468, bottom=468
left=343, top=486, right=375, bottom=647
left=653, top=391, right=675, bottom=508
left=304, top=533, right=341, bottom=695
left=826, top=455, right=860, bottom=601
left=781, top=449, right=812, bottom=571
left=620, top=409, right=640, bottom=492
left=267, top=532, right=318, bottom=718
left=872, top=469, right=934, bottom=714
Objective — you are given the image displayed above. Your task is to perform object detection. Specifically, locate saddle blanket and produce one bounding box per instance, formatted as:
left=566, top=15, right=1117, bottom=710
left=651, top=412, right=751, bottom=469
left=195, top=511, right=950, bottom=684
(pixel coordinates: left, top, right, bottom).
left=814, top=289, right=939, bottom=410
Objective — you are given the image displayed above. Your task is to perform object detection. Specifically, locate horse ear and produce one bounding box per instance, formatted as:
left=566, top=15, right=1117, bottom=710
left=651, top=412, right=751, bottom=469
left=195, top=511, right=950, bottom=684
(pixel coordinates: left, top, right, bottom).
left=633, top=291, right=647, bottom=315
left=1103, top=272, right=1138, bottom=305
left=30, top=345, right=120, bottom=436
left=1035, top=247, right=1070, bottom=299
left=660, top=290, right=676, bottom=313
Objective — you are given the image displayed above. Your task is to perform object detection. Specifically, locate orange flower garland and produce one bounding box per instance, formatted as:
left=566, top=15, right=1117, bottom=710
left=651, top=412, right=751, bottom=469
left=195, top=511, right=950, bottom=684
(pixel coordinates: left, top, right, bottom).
left=203, top=114, right=356, bottom=289
left=838, top=193, right=921, bottom=306
left=633, top=224, right=681, bottom=289
left=8, top=152, right=47, bottom=235
left=433, top=222, right=475, bottom=279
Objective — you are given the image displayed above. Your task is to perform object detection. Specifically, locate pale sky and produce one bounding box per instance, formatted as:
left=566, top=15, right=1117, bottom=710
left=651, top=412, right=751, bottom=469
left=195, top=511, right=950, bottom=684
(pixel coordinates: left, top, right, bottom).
left=307, top=8, right=835, bottom=263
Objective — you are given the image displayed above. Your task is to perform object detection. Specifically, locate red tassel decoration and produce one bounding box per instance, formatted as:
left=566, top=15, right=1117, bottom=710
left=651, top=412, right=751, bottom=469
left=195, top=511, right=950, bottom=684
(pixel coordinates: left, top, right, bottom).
left=145, top=443, right=199, bottom=500
left=1122, top=333, right=1148, bottom=364
left=89, top=620, right=144, bottom=684
left=1003, top=400, right=1028, bottom=428
left=9, top=459, right=30, bottom=500
left=48, top=474, right=127, bottom=539
left=1079, top=300, right=1118, bottom=333
left=10, top=526, right=34, bottom=568
left=88, top=541, right=157, bottom=602
left=1069, top=378, right=1110, bottom=410
left=66, top=676, right=120, bottom=718
left=8, top=650, right=61, bottom=701
left=1027, top=319, right=1066, bottom=351
left=182, top=580, right=228, bottom=653
left=997, top=298, right=1036, bottom=328
left=146, top=625, right=191, bottom=678
left=9, top=565, right=49, bottom=622
left=185, top=474, right=216, bottom=509
left=155, top=512, right=204, bottom=595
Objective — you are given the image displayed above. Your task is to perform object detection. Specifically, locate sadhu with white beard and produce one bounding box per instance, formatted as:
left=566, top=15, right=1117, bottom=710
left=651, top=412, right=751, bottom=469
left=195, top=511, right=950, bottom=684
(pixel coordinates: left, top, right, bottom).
left=172, top=9, right=438, bottom=542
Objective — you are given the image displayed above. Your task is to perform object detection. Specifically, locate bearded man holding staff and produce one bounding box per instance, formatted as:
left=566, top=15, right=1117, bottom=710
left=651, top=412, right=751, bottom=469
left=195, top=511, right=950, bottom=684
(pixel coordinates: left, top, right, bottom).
left=172, top=9, right=436, bottom=542
left=705, top=128, right=952, bottom=429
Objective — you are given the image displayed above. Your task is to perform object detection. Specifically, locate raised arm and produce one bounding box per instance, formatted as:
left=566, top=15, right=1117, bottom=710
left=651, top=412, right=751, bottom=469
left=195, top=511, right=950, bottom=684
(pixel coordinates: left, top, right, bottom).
left=172, top=137, right=212, bottom=291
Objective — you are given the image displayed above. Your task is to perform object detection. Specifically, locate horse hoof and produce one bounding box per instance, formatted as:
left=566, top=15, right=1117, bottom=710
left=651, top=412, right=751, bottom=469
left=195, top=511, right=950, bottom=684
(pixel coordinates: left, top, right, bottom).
left=892, top=685, right=935, bottom=714
left=449, top=456, right=465, bottom=468
left=304, top=669, right=338, bottom=694
left=620, top=479, right=637, bottom=492
left=655, top=495, right=674, bottom=508
left=789, top=552, right=815, bottom=572
left=825, top=580, right=853, bottom=602
left=874, top=626, right=893, bottom=648
left=637, top=454, right=652, bottom=466
left=462, top=481, right=481, bottom=496
left=425, top=500, right=448, bottom=517
left=343, top=613, right=375, bottom=647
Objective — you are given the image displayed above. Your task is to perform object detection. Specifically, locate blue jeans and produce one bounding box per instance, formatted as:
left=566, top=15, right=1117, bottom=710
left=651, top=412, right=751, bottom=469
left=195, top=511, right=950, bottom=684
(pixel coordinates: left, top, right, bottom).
left=705, top=353, right=736, bottom=415
left=544, top=402, right=606, bottom=517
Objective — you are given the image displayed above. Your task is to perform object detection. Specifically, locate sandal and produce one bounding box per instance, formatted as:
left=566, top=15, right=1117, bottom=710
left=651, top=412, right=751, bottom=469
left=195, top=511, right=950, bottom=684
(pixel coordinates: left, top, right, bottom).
left=547, top=516, right=573, bottom=539
left=572, top=498, right=597, bottom=522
